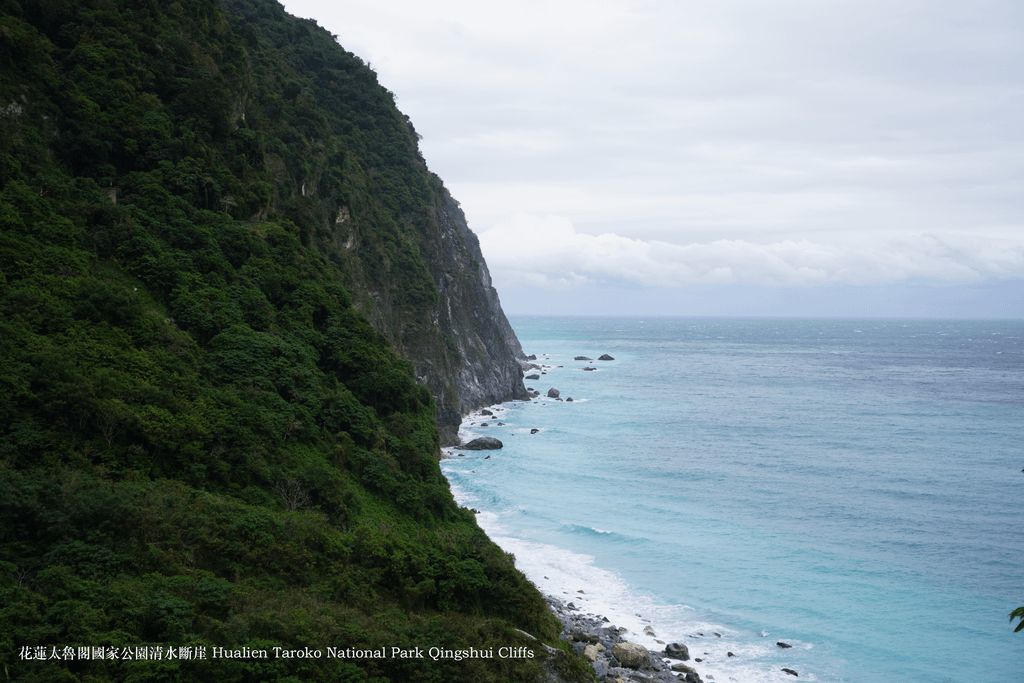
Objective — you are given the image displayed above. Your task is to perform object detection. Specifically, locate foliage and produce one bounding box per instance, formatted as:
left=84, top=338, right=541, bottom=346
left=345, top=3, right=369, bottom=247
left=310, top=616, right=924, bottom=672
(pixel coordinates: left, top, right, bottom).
left=0, top=0, right=562, bottom=680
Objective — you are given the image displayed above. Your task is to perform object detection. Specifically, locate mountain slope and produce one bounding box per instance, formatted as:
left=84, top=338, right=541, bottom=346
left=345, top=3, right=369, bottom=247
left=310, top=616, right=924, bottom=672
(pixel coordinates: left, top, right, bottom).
left=0, top=0, right=581, bottom=680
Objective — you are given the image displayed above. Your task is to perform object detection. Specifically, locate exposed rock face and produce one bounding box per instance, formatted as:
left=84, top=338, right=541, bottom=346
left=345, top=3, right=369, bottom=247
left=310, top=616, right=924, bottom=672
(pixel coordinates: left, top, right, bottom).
left=344, top=186, right=529, bottom=445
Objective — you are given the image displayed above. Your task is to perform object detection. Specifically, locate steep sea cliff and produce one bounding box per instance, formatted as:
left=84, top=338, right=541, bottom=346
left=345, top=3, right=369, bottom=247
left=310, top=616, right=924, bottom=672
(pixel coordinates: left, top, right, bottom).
left=0, top=1, right=567, bottom=681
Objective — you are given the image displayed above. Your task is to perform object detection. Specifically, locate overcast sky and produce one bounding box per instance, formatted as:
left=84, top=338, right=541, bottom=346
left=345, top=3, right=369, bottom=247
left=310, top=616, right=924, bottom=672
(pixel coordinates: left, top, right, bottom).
left=283, top=0, right=1024, bottom=317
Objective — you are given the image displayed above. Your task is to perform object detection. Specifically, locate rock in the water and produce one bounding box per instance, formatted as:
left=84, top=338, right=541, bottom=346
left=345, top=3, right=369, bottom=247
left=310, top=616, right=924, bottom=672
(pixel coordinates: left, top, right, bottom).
left=782, top=668, right=799, bottom=677
left=671, top=663, right=696, bottom=674
left=610, top=642, right=649, bottom=670
left=598, top=354, right=615, bottom=360
left=566, top=397, right=573, bottom=402
left=481, top=409, right=493, bottom=416
left=547, top=388, right=560, bottom=398
left=583, top=366, right=597, bottom=371
left=458, top=436, right=503, bottom=450
left=530, top=428, right=540, bottom=434
left=527, top=354, right=537, bottom=360
left=777, top=641, right=793, bottom=649
left=727, top=652, right=735, bottom=657
left=525, top=374, right=540, bottom=380
left=574, top=356, right=592, bottom=361
left=643, top=626, right=657, bottom=636
left=664, top=643, right=689, bottom=661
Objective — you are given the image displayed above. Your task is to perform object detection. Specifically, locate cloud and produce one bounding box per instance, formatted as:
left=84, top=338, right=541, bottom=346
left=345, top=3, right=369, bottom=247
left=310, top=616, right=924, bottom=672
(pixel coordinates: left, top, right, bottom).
left=479, top=215, right=1024, bottom=290
left=285, top=0, right=1024, bottom=313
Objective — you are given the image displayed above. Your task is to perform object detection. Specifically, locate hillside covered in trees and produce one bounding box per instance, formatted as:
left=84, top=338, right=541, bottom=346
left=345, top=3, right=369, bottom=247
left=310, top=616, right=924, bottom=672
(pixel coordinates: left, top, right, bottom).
left=0, top=0, right=580, bottom=680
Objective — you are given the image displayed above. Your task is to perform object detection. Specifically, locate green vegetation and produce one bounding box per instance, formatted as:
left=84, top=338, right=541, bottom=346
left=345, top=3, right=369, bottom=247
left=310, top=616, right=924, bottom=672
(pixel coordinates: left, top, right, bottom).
left=0, top=0, right=577, bottom=680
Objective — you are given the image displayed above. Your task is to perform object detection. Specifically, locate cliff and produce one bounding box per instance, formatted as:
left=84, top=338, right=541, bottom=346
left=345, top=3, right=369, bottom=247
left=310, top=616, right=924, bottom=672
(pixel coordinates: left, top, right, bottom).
left=217, top=0, right=529, bottom=445
left=0, top=0, right=577, bottom=681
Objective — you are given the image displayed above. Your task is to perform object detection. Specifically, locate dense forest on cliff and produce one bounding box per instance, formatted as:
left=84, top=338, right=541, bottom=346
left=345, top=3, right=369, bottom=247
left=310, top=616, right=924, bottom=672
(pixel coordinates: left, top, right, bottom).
left=0, top=0, right=578, bottom=680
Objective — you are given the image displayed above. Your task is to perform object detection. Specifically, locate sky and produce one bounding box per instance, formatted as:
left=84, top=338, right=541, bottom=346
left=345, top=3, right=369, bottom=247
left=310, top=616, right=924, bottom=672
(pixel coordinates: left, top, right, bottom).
left=282, top=0, right=1024, bottom=317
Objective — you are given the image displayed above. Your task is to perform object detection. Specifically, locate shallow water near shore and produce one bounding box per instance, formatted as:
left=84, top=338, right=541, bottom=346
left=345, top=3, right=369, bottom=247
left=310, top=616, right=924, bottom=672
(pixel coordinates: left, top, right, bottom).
left=441, top=316, right=1024, bottom=683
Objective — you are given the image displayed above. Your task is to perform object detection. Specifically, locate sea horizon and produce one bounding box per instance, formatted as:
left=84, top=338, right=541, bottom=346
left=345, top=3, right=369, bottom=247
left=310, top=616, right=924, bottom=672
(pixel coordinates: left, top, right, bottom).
left=443, top=315, right=1024, bottom=683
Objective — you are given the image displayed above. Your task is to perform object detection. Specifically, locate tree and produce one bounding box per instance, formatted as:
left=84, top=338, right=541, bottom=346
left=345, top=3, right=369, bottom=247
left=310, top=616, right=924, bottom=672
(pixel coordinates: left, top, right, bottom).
left=1011, top=607, right=1024, bottom=632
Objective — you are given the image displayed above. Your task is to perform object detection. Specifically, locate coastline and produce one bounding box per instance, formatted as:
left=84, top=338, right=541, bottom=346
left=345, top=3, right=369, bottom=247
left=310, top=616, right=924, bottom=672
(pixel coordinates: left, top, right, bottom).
left=444, top=406, right=812, bottom=683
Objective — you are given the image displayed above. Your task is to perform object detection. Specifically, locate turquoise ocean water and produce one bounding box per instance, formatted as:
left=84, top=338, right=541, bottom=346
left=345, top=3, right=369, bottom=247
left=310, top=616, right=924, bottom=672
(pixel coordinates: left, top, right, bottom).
left=440, top=317, right=1024, bottom=683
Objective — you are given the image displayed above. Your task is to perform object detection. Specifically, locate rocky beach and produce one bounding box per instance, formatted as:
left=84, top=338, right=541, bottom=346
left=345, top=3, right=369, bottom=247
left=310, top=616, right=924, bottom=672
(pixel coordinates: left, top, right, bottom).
left=547, top=595, right=710, bottom=683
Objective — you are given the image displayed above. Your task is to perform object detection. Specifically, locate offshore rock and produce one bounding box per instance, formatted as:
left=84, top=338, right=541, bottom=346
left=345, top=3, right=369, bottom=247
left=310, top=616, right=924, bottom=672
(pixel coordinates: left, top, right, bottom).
left=575, top=356, right=592, bottom=361
left=599, top=354, right=615, bottom=360
left=526, top=374, right=540, bottom=380
left=547, top=388, right=560, bottom=398
left=458, top=436, right=503, bottom=450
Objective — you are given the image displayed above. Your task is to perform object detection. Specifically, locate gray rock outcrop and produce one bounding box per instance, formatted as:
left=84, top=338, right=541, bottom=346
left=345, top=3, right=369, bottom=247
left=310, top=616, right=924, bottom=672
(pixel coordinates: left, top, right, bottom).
left=347, top=186, right=529, bottom=446
left=610, top=642, right=649, bottom=669
left=598, top=354, right=615, bottom=360
left=547, top=388, right=560, bottom=398
left=458, top=436, right=503, bottom=450
left=664, top=642, right=690, bottom=660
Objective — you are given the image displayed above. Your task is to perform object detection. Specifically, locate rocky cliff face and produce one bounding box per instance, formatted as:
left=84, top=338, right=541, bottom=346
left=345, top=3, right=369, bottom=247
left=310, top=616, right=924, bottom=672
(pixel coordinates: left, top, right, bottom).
left=430, top=188, right=530, bottom=443
left=343, top=185, right=529, bottom=446
left=215, top=0, right=531, bottom=446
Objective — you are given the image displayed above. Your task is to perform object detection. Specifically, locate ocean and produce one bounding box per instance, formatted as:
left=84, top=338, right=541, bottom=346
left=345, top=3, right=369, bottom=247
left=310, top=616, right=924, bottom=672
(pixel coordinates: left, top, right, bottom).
left=440, top=316, right=1024, bottom=683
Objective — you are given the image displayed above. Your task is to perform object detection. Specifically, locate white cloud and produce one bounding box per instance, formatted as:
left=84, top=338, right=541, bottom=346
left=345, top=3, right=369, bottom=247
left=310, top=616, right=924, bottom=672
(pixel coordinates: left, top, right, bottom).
left=480, top=215, right=1024, bottom=290
left=283, top=0, right=1024, bottom=313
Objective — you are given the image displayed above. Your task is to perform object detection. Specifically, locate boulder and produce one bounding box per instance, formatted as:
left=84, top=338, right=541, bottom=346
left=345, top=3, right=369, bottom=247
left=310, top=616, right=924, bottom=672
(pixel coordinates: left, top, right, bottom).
left=582, top=644, right=599, bottom=662
left=599, top=354, right=615, bottom=360
left=530, top=428, right=540, bottom=434
left=525, top=374, right=540, bottom=380
left=574, top=356, right=592, bottom=361
left=583, top=366, right=597, bottom=371
left=782, top=669, right=799, bottom=677
left=664, top=643, right=689, bottom=661
left=481, top=409, right=493, bottom=416
left=776, top=641, right=793, bottom=649
left=527, top=354, right=537, bottom=360
left=643, top=626, right=657, bottom=636
left=566, top=397, right=573, bottom=402
left=671, top=663, right=696, bottom=674
left=458, top=436, right=503, bottom=450
left=547, top=388, right=560, bottom=398
left=610, top=642, right=649, bottom=670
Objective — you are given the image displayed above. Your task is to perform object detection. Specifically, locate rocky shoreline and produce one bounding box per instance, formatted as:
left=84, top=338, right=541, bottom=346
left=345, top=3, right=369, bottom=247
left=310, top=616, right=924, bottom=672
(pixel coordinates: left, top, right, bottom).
left=547, top=595, right=706, bottom=683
